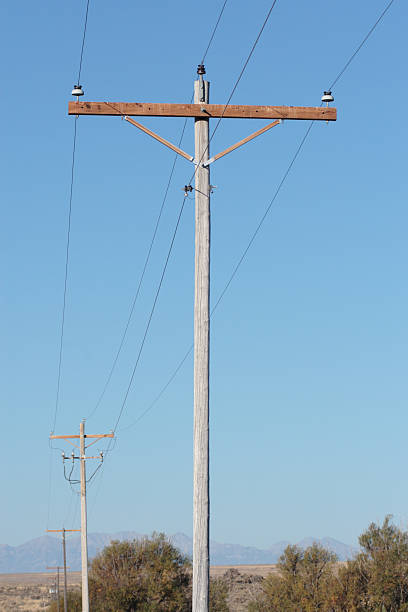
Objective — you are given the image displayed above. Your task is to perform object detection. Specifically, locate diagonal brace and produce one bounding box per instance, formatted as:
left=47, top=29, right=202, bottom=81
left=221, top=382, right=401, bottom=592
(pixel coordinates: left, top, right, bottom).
left=204, top=120, right=281, bottom=167
left=125, top=116, right=194, bottom=162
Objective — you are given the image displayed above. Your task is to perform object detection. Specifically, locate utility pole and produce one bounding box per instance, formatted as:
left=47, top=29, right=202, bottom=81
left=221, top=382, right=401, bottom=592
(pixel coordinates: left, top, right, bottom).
left=47, top=566, right=67, bottom=612
left=193, top=66, right=210, bottom=612
left=50, top=422, right=113, bottom=612
left=46, top=528, right=79, bottom=612
left=68, top=69, right=336, bottom=612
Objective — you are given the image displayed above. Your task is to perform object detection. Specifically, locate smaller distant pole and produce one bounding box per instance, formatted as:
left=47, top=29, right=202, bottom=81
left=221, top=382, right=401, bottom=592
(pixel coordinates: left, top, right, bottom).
left=46, top=528, right=79, bottom=612
left=62, top=529, right=68, bottom=612
left=47, top=567, right=66, bottom=612
left=56, top=567, right=60, bottom=612
left=50, top=423, right=112, bottom=612
left=80, top=420, right=89, bottom=612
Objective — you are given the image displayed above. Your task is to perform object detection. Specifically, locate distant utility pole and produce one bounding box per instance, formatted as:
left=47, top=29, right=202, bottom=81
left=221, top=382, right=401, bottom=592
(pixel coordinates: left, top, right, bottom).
left=68, top=67, right=336, bottom=612
left=46, top=566, right=68, bottom=612
left=50, top=421, right=113, bottom=612
left=46, top=528, right=79, bottom=612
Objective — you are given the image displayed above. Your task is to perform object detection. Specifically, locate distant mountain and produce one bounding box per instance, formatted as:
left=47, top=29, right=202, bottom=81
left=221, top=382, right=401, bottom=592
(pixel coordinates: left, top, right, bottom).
left=0, top=532, right=358, bottom=573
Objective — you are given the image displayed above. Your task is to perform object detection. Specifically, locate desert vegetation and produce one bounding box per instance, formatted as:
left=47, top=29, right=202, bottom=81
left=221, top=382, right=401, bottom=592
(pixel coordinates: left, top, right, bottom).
left=8, top=516, right=408, bottom=611
left=249, top=515, right=408, bottom=611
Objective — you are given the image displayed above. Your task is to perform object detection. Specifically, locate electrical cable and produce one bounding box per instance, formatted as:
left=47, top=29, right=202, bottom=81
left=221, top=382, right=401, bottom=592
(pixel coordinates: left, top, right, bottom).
left=200, top=0, right=229, bottom=65
left=118, top=0, right=398, bottom=433
left=98, top=0, right=280, bottom=435
left=87, top=0, right=230, bottom=420
left=328, top=0, right=396, bottom=90
left=77, top=0, right=91, bottom=85
left=86, top=0, right=275, bottom=514
left=47, top=0, right=91, bottom=536
left=111, top=194, right=187, bottom=434
left=187, top=0, right=279, bottom=186
left=86, top=115, right=190, bottom=420
left=119, top=121, right=315, bottom=433
left=52, top=117, right=77, bottom=434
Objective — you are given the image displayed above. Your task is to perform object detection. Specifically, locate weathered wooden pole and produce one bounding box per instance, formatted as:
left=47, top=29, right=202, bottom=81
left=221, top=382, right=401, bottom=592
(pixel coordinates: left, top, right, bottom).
left=62, top=528, right=68, bottom=612
left=80, top=421, right=89, bottom=612
left=193, top=66, right=210, bottom=612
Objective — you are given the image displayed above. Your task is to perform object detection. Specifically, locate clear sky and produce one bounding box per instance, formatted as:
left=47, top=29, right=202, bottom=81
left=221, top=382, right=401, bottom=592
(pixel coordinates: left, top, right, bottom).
left=1, top=0, right=407, bottom=549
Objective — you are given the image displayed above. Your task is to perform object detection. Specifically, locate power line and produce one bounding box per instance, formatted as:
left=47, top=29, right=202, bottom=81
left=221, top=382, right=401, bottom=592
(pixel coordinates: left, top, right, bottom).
left=187, top=0, right=279, bottom=186
left=87, top=1, right=231, bottom=421
left=329, top=0, right=396, bottom=90
left=70, top=3, right=232, bottom=525
left=119, top=0, right=398, bottom=433
left=77, top=0, right=91, bottom=85
left=52, top=118, right=77, bottom=433
left=200, top=0, right=229, bottom=65
left=105, top=1, right=279, bottom=434
left=86, top=116, right=190, bottom=420
left=48, top=0, right=92, bottom=537
left=112, top=195, right=188, bottom=434
left=119, top=121, right=315, bottom=433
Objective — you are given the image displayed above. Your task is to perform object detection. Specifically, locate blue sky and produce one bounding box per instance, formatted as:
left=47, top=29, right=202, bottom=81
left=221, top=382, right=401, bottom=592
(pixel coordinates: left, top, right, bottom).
left=1, top=0, right=407, bottom=550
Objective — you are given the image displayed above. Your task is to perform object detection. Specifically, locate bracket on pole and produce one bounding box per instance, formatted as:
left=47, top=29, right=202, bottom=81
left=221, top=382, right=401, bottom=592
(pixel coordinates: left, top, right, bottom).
left=203, top=120, right=281, bottom=167
left=125, top=116, right=194, bottom=162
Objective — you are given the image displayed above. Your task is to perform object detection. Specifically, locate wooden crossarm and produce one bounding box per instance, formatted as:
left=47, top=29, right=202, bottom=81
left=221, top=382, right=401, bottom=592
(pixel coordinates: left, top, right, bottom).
left=50, top=433, right=113, bottom=439
left=69, top=101, right=336, bottom=121
left=46, top=529, right=80, bottom=533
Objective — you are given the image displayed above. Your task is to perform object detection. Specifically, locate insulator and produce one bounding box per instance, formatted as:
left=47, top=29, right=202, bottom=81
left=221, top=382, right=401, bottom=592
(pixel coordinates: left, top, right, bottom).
left=321, top=91, right=334, bottom=103
left=71, top=85, right=84, bottom=97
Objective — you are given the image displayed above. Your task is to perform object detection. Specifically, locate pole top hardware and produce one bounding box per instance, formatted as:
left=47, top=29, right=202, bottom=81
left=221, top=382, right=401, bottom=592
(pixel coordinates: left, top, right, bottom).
left=321, top=90, right=334, bottom=104
left=184, top=185, right=193, bottom=196
left=197, top=64, right=206, bottom=75
left=72, top=85, right=84, bottom=97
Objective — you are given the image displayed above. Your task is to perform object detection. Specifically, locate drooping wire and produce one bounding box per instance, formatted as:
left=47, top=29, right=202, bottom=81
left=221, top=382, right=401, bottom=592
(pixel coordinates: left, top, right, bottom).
left=47, top=0, right=92, bottom=535
left=118, top=0, right=398, bottom=433
left=200, top=0, right=229, bottom=65
left=87, top=0, right=230, bottom=421
left=77, top=0, right=91, bottom=85
left=187, top=0, right=279, bottom=187
left=86, top=115, right=190, bottom=420
left=85, top=0, right=233, bottom=512
left=52, top=118, right=78, bottom=433
left=107, top=0, right=280, bottom=434
left=112, top=194, right=187, bottom=434
left=328, top=0, right=396, bottom=90
left=119, top=121, right=315, bottom=433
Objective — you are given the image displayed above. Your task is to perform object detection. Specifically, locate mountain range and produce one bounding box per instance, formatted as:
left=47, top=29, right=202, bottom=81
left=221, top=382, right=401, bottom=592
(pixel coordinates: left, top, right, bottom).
left=0, top=532, right=358, bottom=573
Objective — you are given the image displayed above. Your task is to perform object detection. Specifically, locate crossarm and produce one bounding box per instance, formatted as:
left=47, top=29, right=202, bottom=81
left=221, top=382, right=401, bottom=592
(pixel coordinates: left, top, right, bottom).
left=68, top=102, right=336, bottom=121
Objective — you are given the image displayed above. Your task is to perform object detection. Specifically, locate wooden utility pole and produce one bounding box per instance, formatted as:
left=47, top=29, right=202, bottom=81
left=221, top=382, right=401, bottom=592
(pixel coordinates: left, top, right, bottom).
left=50, top=423, right=113, bottom=612
left=193, top=69, right=210, bottom=612
left=68, top=67, right=336, bottom=612
left=46, top=528, right=79, bottom=612
left=46, top=566, right=66, bottom=612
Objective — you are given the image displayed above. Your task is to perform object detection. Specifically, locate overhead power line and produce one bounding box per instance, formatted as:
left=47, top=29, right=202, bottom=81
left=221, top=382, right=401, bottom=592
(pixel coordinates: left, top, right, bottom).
left=189, top=0, right=279, bottom=183
left=112, top=195, right=188, bottom=434
left=77, top=0, right=91, bottom=85
left=200, top=0, right=229, bottom=65
left=52, top=118, right=77, bottom=433
left=328, top=0, right=396, bottom=90
left=47, top=0, right=92, bottom=535
left=86, top=117, right=190, bottom=421
left=120, top=0, right=397, bottom=433
left=87, top=0, right=230, bottom=421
